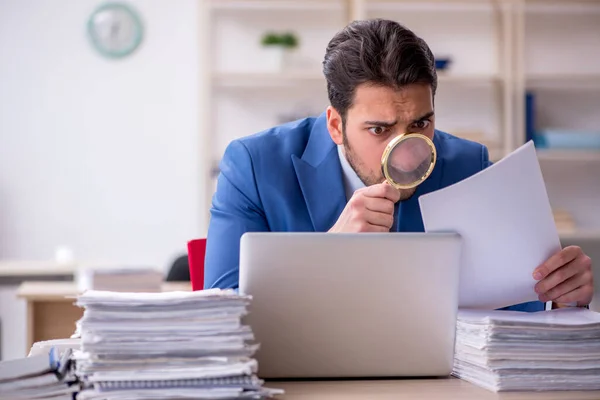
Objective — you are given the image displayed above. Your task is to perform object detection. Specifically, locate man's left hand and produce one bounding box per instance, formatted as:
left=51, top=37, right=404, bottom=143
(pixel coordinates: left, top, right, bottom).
left=533, top=246, right=594, bottom=307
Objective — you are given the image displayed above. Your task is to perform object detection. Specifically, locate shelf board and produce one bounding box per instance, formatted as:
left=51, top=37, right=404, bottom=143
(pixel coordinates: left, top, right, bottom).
left=536, top=149, right=600, bottom=162
left=367, top=0, right=500, bottom=12
left=559, top=229, right=600, bottom=241
left=438, top=72, right=502, bottom=84
left=213, top=71, right=325, bottom=88
left=209, top=0, right=344, bottom=11
left=526, top=74, right=600, bottom=89
left=525, top=1, right=600, bottom=14
left=213, top=71, right=501, bottom=88
left=527, top=73, right=600, bottom=80
left=526, top=0, right=600, bottom=2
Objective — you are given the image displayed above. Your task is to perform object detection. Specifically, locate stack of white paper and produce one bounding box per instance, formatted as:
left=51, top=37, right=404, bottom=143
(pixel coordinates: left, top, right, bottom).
left=453, top=308, right=600, bottom=392
left=73, top=289, right=283, bottom=400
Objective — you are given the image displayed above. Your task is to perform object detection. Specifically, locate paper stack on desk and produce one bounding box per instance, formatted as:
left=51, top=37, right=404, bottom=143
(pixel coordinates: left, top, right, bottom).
left=73, top=289, right=283, bottom=400
left=0, top=347, right=78, bottom=400
left=29, top=338, right=82, bottom=358
left=453, top=308, right=600, bottom=392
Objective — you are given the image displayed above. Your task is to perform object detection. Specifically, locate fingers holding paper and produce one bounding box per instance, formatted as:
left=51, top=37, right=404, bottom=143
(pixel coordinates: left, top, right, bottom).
left=533, top=246, right=594, bottom=307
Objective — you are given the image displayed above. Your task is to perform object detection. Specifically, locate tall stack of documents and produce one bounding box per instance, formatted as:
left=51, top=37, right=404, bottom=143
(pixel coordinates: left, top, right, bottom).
left=74, top=289, right=282, bottom=400
left=453, top=308, right=600, bottom=392
left=0, top=347, right=78, bottom=399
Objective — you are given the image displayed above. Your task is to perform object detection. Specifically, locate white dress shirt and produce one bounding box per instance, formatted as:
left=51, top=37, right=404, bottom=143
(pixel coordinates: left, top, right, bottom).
left=337, top=144, right=366, bottom=201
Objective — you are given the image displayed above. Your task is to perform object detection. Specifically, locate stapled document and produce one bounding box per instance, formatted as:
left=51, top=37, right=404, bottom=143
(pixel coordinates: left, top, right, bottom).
left=418, top=141, right=561, bottom=309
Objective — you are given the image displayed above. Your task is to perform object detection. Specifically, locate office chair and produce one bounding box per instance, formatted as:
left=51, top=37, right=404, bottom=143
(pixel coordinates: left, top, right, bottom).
left=165, top=254, right=190, bottom=282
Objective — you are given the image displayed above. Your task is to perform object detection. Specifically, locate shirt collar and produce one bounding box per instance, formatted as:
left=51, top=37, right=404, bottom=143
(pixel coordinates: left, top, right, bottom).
left=337, top=145, right=366, bottom=201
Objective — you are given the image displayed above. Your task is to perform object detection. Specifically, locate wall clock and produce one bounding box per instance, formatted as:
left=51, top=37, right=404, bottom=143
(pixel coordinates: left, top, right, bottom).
left=87, top=2, right=144, bottom=59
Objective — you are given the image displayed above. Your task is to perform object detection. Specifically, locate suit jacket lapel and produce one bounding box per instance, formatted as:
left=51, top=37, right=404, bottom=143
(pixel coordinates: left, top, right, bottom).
left=397, top=131, right=445, bottom=232
left=292, top=118, right=446, bottom=233
left=292, top=113, right=346, bottom=232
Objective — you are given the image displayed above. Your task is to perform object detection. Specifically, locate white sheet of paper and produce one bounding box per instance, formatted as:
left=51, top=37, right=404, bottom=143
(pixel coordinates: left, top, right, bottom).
left=418, top=141, right=561, bottom=309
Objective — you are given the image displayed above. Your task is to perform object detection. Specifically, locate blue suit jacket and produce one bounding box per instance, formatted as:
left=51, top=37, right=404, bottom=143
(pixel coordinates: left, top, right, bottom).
left=204, top=112, right=544, bottom=312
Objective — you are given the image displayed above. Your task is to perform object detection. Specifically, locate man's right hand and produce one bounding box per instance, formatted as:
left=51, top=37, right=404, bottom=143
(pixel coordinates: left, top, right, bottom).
left=328, top=182, right=400, bottom=233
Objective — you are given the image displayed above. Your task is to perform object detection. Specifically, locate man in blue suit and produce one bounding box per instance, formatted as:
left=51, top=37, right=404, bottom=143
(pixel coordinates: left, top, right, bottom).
left=205, top=19, right=594, bottom=311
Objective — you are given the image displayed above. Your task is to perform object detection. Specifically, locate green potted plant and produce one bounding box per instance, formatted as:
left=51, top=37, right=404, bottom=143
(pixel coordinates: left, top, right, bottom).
left=260, top=31, right=299, bottom=72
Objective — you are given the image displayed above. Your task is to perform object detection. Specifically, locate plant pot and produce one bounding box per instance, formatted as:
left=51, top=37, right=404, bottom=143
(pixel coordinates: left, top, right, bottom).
left=261, top=46, right=290, bottom=72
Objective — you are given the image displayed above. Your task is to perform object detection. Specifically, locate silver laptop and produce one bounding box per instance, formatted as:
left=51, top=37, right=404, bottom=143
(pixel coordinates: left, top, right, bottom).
left=239, top=232, right=463, bottom=379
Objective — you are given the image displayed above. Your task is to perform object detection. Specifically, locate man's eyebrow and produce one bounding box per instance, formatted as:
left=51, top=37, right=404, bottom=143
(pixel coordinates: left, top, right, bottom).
left=363, top=119, right=398, bottom=127
left=364, top=112, right=434, bottom=127
left=409, top=111, right=435, bottom=125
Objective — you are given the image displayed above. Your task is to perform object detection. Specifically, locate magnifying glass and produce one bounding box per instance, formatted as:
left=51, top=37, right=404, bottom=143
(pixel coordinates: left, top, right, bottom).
left=381, top=133, right=437, bottom=190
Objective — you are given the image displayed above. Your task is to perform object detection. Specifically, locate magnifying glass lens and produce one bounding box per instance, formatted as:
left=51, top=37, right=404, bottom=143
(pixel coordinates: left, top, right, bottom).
left=384, top=135, right=435, bottom=188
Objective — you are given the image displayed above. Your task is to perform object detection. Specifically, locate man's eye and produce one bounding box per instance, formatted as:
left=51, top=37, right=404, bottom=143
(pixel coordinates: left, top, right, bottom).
left=368, top=126, right=387, bottom=135
left=410, top=120, right=430, bottom=131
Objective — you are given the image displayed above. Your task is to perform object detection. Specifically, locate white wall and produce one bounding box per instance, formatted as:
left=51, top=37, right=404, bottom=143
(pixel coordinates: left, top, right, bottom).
left=0, top=0, right=203, bottom=271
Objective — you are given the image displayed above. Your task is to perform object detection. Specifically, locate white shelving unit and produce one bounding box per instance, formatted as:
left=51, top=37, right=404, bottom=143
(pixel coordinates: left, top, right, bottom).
left=514, top=0, right=600, bottom=241
left=199, top=0, right=600, bottom=241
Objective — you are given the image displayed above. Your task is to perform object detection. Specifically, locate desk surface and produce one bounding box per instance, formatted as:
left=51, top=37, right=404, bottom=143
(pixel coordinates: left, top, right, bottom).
left=14, top=282, right=599, bottom=399
left=273, top=379, right=600, bottom=400
left=17, top=281, right=192, bottom=301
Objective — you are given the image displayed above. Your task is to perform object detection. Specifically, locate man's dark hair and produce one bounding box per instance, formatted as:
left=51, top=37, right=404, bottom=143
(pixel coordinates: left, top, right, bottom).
left=323, top=19, right=437, bottom=121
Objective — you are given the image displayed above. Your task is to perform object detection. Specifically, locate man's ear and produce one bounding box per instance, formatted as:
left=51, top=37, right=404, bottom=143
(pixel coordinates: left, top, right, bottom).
left=326, top=106, right=344, bottom=145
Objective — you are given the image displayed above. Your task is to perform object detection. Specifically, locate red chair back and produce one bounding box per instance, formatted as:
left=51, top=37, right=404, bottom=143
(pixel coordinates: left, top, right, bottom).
left=187, top=238, right=206, bottom=291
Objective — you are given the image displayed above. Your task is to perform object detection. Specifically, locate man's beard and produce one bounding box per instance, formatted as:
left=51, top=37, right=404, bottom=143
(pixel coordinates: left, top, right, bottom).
left=342, top=131, right=417, bottom=202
